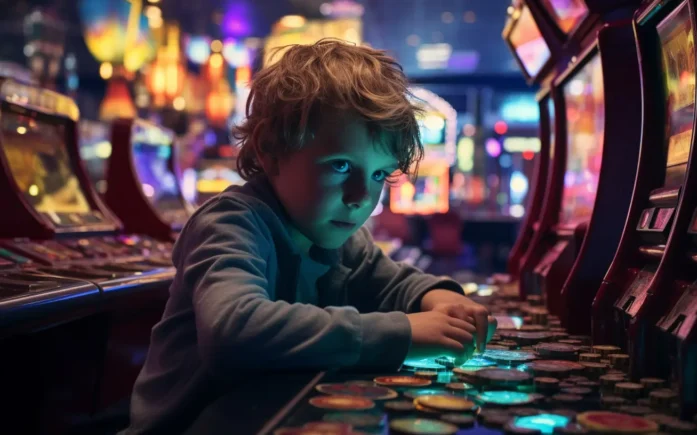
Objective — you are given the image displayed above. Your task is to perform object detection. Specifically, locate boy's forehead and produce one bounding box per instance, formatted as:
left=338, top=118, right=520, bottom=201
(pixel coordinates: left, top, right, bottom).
left=312, top=110, right=395, bottom=160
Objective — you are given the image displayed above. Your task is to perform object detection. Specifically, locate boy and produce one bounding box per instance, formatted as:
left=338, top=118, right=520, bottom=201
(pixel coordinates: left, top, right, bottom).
left=124, top=39, right=495, bottom=434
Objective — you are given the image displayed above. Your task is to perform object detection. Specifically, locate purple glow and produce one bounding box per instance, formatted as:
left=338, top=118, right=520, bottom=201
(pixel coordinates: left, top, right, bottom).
left=486, top=138, right=502, bottom=158
left=222, top=2, right=252, bottom=37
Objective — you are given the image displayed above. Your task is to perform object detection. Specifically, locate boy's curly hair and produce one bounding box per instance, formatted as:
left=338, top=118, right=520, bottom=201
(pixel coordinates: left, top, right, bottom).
left=232, top=38, right=424, bottom=180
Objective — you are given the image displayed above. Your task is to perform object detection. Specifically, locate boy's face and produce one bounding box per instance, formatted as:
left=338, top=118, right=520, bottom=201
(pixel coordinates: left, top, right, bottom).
left=269, top=111, right=399, bottom=250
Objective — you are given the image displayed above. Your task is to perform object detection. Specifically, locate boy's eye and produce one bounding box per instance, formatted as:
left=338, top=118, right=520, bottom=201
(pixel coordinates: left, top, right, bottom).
left=331, top=160, right=351, bottom=174
left=372, top=170, right=389, bottom=182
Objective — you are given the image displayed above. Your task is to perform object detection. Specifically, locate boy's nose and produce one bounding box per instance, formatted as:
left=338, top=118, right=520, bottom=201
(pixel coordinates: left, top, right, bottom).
left=343, top=177, right=372, bottom=210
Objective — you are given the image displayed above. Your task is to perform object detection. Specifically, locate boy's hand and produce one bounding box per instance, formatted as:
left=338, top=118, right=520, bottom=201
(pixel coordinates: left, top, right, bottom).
left=420, top=290, right=497, bottom=352
left=405, top=311, right=477, bottom=364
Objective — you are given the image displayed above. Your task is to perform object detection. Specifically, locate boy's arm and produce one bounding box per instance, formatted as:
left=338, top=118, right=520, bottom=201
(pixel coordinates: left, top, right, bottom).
left=343, top=227, right=464, bottom=314
left=180, top=199, right=411, bottom=376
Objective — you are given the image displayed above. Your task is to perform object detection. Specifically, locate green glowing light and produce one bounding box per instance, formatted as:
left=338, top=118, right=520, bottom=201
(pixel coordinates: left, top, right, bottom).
left=477, top=391, right=532, bottom=405
left=513, top=414, right=571, bottom=434
left=402, top=358, right=446, bottom=370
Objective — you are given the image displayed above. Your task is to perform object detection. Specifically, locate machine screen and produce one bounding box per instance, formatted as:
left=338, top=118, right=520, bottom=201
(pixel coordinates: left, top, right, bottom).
left=658, top=1, right=695, bottom=175
left=509, top=5, right=551, bottom=78
left=540, top=0, right=589, bottom=34
left=560, top=53, right=605, bottom=225
left=390, top=160, right=449, bottom=215
left=131, top=123, right=186, bottom=223
left=1, top=110, right=91, bottom=216
left=417, top=111, right=446, bottom=146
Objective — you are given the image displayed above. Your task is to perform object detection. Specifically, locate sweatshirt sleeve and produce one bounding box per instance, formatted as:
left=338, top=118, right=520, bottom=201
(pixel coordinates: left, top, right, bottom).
left=175, top=198, right=411, bottom=375
left=343, top=227, right=465, bottom=314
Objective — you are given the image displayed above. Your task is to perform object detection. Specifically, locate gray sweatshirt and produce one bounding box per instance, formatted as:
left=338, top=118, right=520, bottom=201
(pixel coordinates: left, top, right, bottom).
left=123, top=175, right=463, bottom=434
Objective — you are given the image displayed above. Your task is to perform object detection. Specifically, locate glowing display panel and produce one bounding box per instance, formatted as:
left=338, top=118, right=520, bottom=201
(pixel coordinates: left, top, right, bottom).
left=1, top=110, right=91, bottom=216
left=540, top=0, right=589, bottom=34
left=390, top=160, right=449, bottom=215
left=560, top=54, right=605, bottom=225
left=658, top=1, right=695, bottom=183
left=131, top=122, right=187, bottom=224
left=509, top=6, right=552, bottom=78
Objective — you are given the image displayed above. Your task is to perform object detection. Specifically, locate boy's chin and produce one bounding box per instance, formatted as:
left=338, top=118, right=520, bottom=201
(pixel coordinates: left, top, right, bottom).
left=312, top=233, right=353, bottom=250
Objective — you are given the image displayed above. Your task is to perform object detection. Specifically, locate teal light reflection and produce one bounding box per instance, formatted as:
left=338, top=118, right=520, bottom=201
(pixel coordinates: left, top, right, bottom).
left=513, top=414, right=570, bottom=434
left=402, top=358, right=445, bottom=370
left=477, top=391, right=532, bottom=405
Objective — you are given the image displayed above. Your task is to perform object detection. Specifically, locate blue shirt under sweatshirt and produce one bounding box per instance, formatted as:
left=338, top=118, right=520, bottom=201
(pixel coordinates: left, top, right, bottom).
left=123, top=175, right=464, bottom=434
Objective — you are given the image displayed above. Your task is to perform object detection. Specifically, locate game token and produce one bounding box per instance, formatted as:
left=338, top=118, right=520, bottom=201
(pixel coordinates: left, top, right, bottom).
left=580, top=362, right=608, bottom=378
left=520, top=325, right=547, bottom=332
left=374, top=376, right=431, bottom=387
left=445, top=382, right=475, bottom=391
left=591, top=345, right=621, bottom=358
left=534, top=377, right=559, bottom=390
left=440, top=414, right=475, bottom=428
left=487, top=344, right=512, bottom=351
left=414, top=402, right=441, bottom=415
left=500, top=331, right=556, bottom=345
left=476, top=391, right=536, bottom=406
left=601, top=396, right=629, bottom=408
left=558, top=339, right=583, bottom=346
left=434, top=357, right=456, bottom=368
left=345, top=380, right=376, bottom=387
left=389, top=418, right=458, bottom=435
left=323, top=412, right=384, bottom=428
left=526, top=360, right=583, bottom=377
left=476, top=368, right=532, bottom=386
left=577, top=411, right=659, bottom=433
left=384, top=400, right=416, bottom=413
left=402, top=358, right=447, bottom=371
left=403, top=389, right=450, bottom=400
left=414, top=371, right=438, bottom=380
left=639, top=377, right=665, bottom=390
left=510, top=413, right=573, bottom=434
left=528, top=393, right=545, bottom=402
left=567, top=375, right=589, bottom=383
left=558, top=381, right=576, bottom=389
left=600, top=374, right=626, bottom=390
left=316, top=383, right=398, bottom=400
left=503, top=421, right=543, bottom=434
left=613, top=406, right=654, bottom=416
left=303, top=422, right=353, bottom=433
left=649, top=389, right=677, bottom=408
left=498, top=340, right=519, bottom=349
left=579, top=353, right=602, bottom=362
left=535, top=343, right=577, bottom=359
left=460, top=355, right=498, bottom=368
left=568, top=335, right=591, bottom=344
left=309, top=395, right=375, bottom=410
left=483, top=349, right=538, bottom=364
left=511, top=408, right=542, bottom=417
left=416, top=395, right=477, bottom=412
left=560, top=387, right=592, bottom=396
left=575, top=381, right=599, bottom=391
left=481, top=411, right=514, bottom=428
left=608, top=353, right=630, bottom=370
left=615, top=382, right=644, bottom=399
left=637, top=398, right=651, bottom=407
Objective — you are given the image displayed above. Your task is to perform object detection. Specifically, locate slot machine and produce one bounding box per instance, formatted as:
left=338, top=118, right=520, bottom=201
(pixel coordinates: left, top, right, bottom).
left=78, top=118, right=111, bottom=195
left=106, top=118, right=195, bottom=241
left=592, top=0, right=697, bottom=416
left=511, top=0, right=643, bottom=332
left=0, top=79, right=175, bottom=428
left=501, top=3, right=557, bottom=284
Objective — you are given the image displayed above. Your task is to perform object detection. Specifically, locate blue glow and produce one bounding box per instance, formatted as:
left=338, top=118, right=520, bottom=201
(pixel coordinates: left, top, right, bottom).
left=477, top=391, right=532, bottom=405
left=222, top=3, right=252, bottom=37
left=513, top=414, right=570, bottom=434
left=500, top=94, right=539, bottom=123
left=402, top=358, right=445, bottom=370
left=512, top=316, right=523, bottom=329
left=460, top=356, right=496, bottom=367
left=500, top=154, right=512, bottom=168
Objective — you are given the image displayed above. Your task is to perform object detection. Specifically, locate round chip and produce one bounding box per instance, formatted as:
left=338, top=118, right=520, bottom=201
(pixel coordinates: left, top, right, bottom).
left=600, top=374, right=626, bottom=390
left=384, top=400, right=416, bottom=413
left=414, top=402, right=441, bottom=415
left=568, top=335, right=591, bottom=344
left=536, top=343, right=577, bottom=358
left=476, top=368, right=532, bottom=386
left=567, top=375, right=589, bottom=383
left=402, top=358, right=447, bottom=371
left=315, top=383, right=398, bottom=400
left=649, top=389, right=677, bottom=407
left=345, top=380, right=376, bottom=387
left=303, top=421, right=353, bottom=433
left=551, top=393, right=584, bottom=404
left=520, top=325, right=547, bottom=332
left=483, top=349, right=538, bottom=364
left=403, top=389, right=450, bottom=400
left=459, top=356, right=498, bottom=368
left=440, top=414, right=475, bottom=428
left=511, top=413, right=573, bottom=434
left=416, top=395, right=477, bottom=412
left=323, top=412, right=384, bottom=428
left=577, top=411, right=659, bottom=433
left=601, top=395, right=629, bottom=408
left=579, top=353, right=602, bottom=362
left=661, top=416, right=697, bottom=433
left=576, top=381, right=600, bottom=391
left=476, top=391, right=535, bottom=406
left=558, top=339, right=583, bottom=346
left=488, top=344, right=513, bottom=350
left=580, top=362, right=609, bottom=377
left=534, top=377, right=560, bottom=389
left=560, top=387, right=592, bottom=396
left=309, top=395, right=375, bottom=410
left=389, top=418, right=458, bottom=435
left=614, top=406, right=654, bottom=416
left=527, top=360, right=583, bottom=377
left=445, top=382, right=475, bottom=391
left=553, top=423, right=590, bottom=434
left=639, top=377, right=665, bottom=390
left=374, top=376, right=431, bottom=387
left=615, top=382, right=644, bottom=399
left=480, top=410, right=513, bottom=428
left=591, top=345, right=621, bottom=357
left=511, top=408, right=542, bottom=417
left=503, top=421, right=543, bottom=434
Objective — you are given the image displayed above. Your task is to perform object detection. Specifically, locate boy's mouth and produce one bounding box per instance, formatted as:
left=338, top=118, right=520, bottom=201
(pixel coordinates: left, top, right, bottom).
left=330, top=220, right=357, bottom=229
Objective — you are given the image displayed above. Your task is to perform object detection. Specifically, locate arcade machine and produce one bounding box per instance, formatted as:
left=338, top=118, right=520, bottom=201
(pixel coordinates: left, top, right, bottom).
left=78, top=118, right=111, bottom=195
left=388, top=87, right=456, bottom=266
left=106, top=117, right=195, bottom=242
left=0, top=80, right=175, bottom=427
left=592, top=0, right=697, bottom=416
left=499, top=1, right=557, bottom=286
left=514, top=1, right=643, bottom=332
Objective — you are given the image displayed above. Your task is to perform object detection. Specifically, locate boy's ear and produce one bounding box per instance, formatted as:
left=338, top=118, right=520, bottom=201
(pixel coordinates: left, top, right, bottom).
left=255, top=148, right=280, bottom=176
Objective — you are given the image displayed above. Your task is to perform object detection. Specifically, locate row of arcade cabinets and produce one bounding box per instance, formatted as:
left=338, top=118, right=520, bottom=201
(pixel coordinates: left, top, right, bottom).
left=0, top=78, right=193, bottom=432
left=501, top=0, right=697, bottom=419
